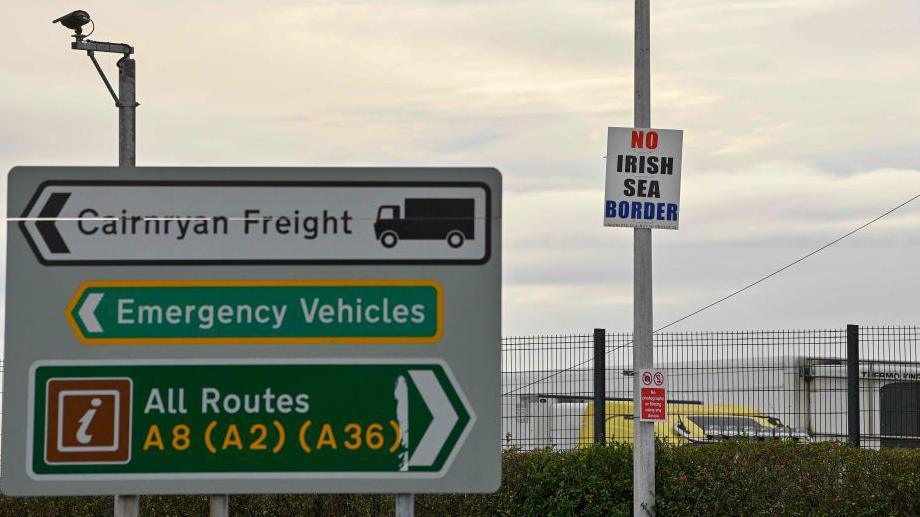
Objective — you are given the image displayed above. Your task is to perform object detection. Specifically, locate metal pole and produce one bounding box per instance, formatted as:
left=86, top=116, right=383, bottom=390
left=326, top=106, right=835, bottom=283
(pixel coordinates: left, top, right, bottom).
left=117, top=56, right=136, bottom=167
left=633, top=1, right=655, bottom=515
left=594, top=328, right=607, bottom=444
left=847, top=324, right=860, bottom=447
left=113, top=53, right=139, bottom=517
left=210, top=495, right=230, bottom=517
left=396, top=493, right=415, bottom=517
left=113, top=495, right=139, bottom=517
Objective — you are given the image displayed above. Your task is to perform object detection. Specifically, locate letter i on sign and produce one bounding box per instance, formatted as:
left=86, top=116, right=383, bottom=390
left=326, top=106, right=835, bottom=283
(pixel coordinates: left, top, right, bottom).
left=76, top=398, right=102, bottom=444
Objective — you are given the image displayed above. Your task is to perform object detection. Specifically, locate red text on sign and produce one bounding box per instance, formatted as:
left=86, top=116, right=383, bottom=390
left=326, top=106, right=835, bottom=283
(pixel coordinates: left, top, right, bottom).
left=631, top=130, right=659, bottom=150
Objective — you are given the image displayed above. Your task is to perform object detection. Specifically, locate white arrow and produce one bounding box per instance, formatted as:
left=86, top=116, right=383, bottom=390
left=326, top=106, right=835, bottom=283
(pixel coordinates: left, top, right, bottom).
left=78, top=293, right=105, bottom=333
left=408, top=370, right=458, bottom=467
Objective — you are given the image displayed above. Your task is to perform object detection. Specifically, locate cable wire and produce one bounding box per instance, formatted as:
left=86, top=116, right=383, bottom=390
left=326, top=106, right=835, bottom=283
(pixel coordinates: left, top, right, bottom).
left=654, top=192, right=920, bottom=333
left=503, top=192, right=920, bottom=396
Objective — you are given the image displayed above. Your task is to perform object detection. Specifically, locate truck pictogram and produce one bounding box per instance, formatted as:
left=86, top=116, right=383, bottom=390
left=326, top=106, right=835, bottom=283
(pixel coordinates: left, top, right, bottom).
left=375, top=198, right=475, bottom=249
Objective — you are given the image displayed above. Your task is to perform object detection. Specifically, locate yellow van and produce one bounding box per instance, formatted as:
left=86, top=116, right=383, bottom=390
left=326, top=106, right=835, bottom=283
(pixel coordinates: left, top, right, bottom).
left=578, top=401, right=807, bottom=446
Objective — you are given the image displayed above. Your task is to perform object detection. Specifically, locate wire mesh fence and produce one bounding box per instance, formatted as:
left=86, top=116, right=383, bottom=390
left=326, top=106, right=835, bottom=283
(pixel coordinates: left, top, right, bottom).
left=501, top=326, right=920, bottom=451
left=0, top=326, right=916, bottom=463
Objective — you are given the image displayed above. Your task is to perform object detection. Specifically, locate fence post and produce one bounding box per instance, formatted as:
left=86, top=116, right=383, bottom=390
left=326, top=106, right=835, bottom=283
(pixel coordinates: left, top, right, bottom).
left=847, top=324, right=860, bottom=447
left=594, top=328, right=606, bottom=444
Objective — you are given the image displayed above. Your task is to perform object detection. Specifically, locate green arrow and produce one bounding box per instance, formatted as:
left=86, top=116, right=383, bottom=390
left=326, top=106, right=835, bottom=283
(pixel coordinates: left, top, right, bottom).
left=30, top=360, right=473, bottom=477
left=66, top=280, right=443, bottom=345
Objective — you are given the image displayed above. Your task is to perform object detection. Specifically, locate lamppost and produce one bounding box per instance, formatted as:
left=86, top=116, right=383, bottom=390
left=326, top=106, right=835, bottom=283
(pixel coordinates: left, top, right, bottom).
left=52, top=10, right=137, bottom=167
left=52, top=10, right=139, bottom=517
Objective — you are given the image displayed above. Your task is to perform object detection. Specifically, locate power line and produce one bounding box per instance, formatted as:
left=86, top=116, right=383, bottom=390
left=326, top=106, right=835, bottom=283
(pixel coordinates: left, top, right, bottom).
left=655, top=192, right=920, bottom=333
left=503, top=192, right=920, bottom=396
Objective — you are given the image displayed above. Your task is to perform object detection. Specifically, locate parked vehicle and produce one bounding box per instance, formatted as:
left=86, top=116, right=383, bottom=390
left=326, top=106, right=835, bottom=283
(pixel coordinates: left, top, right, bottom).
left=577, top=400, right=806, bottom=446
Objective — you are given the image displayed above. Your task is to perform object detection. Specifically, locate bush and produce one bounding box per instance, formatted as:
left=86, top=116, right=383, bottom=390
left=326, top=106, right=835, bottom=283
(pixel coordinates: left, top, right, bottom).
left=2, top=442, right=919, bottom=516
left=657, top=441, right=920, bottom=515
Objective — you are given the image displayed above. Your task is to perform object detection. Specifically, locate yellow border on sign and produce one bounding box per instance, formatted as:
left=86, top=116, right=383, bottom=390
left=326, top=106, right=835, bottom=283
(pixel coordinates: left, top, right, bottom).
left=65, top=279, right=444, bottom=346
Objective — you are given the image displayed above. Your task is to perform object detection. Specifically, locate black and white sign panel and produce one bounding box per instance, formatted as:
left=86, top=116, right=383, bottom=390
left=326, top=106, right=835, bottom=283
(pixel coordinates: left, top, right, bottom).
left=18, top=176, right=491, bottom=265
left=604, top=127, right=683, bottom=230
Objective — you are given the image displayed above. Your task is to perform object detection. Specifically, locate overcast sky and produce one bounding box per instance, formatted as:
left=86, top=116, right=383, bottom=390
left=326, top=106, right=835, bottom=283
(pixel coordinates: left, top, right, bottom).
left=2, top=0, right=919, bottom=335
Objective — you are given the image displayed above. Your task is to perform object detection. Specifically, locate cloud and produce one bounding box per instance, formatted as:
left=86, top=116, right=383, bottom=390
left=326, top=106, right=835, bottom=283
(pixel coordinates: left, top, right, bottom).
left=503, top=163, right=920, bottom=332
left=1, top=0, right=918, bottom=339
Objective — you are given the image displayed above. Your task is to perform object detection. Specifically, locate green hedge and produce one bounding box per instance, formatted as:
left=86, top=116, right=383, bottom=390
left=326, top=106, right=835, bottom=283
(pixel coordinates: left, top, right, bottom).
left=3, top=442, right=919, bottom=516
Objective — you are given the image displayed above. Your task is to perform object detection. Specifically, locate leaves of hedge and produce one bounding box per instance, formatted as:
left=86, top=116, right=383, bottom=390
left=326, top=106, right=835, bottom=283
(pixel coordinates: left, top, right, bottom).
left=2, top=442, right=918, bottom=516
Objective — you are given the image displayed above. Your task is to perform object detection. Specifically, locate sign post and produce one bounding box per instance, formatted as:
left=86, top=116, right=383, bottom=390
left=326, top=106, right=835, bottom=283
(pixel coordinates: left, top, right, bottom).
left=2, top=167, right=501, bottom=501
left=603, top=2, right=683, bottom=514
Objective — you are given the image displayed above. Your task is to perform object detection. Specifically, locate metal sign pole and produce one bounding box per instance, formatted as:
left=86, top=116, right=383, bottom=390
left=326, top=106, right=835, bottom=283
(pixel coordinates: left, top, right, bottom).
left=632, top=0, right=655, bottom=515
left=113, top=51, right=140, bottom=517
left=396, top=493, right=415, bottom=517
left=210, top=495, right=230, bottom=517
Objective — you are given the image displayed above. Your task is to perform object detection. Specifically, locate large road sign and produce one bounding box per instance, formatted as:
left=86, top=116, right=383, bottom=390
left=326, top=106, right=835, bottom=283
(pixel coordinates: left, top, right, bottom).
left=2, top=166, right=501, bottom=496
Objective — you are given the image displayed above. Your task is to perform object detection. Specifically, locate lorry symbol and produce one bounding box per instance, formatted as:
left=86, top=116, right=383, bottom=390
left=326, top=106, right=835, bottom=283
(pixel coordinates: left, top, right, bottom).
left=375, top=198, right=475, bottom=249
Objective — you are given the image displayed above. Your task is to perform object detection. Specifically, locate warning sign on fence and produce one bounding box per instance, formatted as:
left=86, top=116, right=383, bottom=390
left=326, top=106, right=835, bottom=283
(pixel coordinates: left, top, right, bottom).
left=639, top=368, right=668, bottom=421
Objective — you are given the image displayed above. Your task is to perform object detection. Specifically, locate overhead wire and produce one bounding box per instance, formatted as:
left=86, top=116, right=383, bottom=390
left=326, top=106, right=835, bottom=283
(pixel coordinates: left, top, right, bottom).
left=503, top=192, right=920, bottom=396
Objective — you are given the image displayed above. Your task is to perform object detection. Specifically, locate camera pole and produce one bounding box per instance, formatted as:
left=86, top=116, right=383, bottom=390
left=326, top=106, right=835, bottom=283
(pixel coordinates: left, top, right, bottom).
left=117, top=55, right=135, bottom=167
left=59, top=14, right=231, bottom=515
left=114, top=44, right=139, bottom=517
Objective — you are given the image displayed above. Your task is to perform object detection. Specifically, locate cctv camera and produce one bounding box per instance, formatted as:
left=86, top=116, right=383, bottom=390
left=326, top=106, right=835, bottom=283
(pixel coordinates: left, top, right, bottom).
left=52, top=10, right=91, bottom=34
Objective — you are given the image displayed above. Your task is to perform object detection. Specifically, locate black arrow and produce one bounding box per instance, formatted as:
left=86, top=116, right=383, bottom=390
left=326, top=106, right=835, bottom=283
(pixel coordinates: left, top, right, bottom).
left=36, top=192, right=71, bottom=254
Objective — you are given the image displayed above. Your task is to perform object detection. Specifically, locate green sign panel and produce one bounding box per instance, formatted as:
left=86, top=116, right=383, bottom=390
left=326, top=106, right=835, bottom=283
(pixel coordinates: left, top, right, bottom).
left=30, top=360, right=472, bottom=478
left=66, top=280, right=443, bottom=345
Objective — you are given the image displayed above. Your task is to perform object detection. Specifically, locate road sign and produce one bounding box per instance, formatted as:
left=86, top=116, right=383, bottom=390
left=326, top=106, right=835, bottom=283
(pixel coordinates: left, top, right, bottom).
left=2, top=166, right=501, bottom=496
left=29, top=360, right=472, bottom=478
left=20, top=180, right=490, bottom=264
left=66, top=280, right=443, bottom=345
left=639, top=368, right=668, bottom=421
left=604, top=127, right=683, bottom=229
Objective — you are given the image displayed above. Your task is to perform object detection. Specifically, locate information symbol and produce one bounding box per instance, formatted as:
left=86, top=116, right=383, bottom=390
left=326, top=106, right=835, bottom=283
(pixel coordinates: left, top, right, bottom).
left=44, top=378, right=132, bottom=465
left=75, top=398, right=103, bottom=445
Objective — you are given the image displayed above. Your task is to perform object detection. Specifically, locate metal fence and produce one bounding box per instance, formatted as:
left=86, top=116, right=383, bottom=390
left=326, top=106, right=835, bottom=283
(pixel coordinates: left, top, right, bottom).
left=501, top=326, right=920, bottom=451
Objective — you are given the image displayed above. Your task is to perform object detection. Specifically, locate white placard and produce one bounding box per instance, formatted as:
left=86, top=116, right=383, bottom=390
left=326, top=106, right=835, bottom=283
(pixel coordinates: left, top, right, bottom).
left=604, top=127, right=683, bottom=230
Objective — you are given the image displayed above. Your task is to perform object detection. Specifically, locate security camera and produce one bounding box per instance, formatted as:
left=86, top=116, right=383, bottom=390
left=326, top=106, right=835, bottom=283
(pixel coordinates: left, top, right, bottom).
left=52, top=10, right=92, bottom=34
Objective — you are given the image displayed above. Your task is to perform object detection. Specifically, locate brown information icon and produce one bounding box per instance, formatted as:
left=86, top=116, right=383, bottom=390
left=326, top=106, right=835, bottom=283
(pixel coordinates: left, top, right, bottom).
left=45, top=378, right=132, bottom=464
